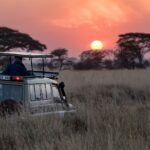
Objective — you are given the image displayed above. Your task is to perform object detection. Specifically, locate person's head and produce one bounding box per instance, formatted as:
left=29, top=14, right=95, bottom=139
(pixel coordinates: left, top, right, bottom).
left=14, top=56, right=23, bottom=62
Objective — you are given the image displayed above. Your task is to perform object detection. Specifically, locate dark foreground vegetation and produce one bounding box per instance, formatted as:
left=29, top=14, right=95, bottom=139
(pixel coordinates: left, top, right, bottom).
left=0, top=70, right=150, bottom=150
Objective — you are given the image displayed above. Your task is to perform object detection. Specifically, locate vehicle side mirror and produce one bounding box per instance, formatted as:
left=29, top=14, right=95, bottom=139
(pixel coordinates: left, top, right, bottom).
left=59, top=82, right=65, bottom=89
left=59, top=82, right=69, bottom=107
left=59, top=82, right=66, bottom=96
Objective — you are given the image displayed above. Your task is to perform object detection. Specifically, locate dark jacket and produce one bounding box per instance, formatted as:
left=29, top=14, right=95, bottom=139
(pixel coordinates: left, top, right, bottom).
left=3, top=61, right=28, bottom=76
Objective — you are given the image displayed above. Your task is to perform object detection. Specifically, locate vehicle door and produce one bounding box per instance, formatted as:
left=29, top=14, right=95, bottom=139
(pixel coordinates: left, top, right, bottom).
left=29, top=83, right=55, bottom=114
left=0, top=83, right=24, bottom=104
left=51, top=83, right=67, bottom=110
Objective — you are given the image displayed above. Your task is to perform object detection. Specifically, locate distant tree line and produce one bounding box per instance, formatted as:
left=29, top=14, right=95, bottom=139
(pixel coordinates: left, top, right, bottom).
left=0, top=27, right=150, bottom=70
left=49, top=33, right=150, bottom=70
left=73, top=33, right=150, bottom=70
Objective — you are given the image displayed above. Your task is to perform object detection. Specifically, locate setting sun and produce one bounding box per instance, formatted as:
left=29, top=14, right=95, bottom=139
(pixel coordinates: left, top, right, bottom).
left=90, top=40, right=104, bottom=50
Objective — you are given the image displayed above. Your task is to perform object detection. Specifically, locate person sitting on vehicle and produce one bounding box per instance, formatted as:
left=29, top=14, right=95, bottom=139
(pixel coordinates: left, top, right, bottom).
left=2, top=56, right=28, bottom=76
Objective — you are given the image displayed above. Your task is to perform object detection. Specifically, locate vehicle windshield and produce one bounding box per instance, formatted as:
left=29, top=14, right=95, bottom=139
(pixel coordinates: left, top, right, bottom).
left=0, top=84, right=23, bottom=102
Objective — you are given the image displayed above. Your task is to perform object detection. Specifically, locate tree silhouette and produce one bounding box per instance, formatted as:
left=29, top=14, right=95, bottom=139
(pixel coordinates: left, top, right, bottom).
left=74, top=50, right=106, bottom=69
left=0, top=27, right=46, bottom=51
left=116, top=33, right=150, bottom=68
left=51, top=48, right=68, bottom=70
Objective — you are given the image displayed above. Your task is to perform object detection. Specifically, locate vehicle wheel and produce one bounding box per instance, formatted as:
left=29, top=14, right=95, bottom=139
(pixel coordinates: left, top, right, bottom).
left=0, top=99, right=23, bottom=117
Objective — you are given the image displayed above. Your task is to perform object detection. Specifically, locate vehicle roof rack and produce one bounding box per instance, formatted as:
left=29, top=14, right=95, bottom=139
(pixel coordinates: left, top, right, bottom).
left=26, top=71, right=59, bottom=80
left=0, top=52, right=53, bottom=58
left=0, top=51, right=56, bottom=78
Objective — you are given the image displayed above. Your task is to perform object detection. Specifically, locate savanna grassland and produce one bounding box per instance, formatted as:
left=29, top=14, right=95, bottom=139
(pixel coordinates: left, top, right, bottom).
left=1, top=69, right=150, bottom=150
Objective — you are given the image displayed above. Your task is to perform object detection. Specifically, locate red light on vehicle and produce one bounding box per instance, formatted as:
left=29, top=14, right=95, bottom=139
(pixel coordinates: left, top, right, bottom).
left=15, top=76, right=20, bottom=80
left=12, top=76, right=23, bottom=81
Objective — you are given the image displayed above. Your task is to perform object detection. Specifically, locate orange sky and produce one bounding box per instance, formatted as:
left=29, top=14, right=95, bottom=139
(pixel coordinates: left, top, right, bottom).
left=0, top=0, right=150, bottom=56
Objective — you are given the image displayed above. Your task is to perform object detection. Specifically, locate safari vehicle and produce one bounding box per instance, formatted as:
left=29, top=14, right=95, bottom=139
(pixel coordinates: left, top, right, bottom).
left=0, top=52, right=75, bottom=116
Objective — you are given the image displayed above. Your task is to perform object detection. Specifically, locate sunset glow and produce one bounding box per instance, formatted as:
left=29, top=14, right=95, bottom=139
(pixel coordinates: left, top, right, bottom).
left=0, top=0, right=150, bottom=56
left=91, top=40, right=103, bottom=50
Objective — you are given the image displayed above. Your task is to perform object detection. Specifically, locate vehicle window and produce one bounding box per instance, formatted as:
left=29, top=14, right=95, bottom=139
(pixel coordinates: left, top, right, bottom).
left=46, top=84, right=52, bottom=99
left=30, top=84, right=52, bottom=101
left=52, top=85, right=61, bottom=98
left=35, top=84, right=41, bottom=100
left=29, top=85, right=35, bottom=101
left=41, top=84, right=46, bottom=100
left=0, top=84, right=23, bottom=102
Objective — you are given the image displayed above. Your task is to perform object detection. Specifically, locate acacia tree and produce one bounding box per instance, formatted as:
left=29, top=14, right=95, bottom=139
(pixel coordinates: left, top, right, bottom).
left=51, top=48, right=68, bottom=70
left=116, top=33, right=150, bottom=68
left=74, top=50, right=106, bottom=69
left=0, top=27, right=46, bottom=51
left=80, top=50, right=106, bottom=62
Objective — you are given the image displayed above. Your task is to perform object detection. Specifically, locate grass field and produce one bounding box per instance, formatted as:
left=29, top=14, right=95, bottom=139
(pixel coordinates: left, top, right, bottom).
left=0, top=69, right=150, bottom=150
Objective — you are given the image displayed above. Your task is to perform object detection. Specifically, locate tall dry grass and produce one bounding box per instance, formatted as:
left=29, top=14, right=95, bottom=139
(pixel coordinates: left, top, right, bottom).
left=0, top=69, right=150, bottom=150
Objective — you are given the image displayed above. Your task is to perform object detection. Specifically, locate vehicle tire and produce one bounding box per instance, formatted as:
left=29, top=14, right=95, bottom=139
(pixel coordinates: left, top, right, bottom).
left=0, top=99, right=23, bottom=117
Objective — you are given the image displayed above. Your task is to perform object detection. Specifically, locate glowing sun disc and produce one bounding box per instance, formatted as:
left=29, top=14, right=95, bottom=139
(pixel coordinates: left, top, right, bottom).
left=91, top=40, right=103, bottom=50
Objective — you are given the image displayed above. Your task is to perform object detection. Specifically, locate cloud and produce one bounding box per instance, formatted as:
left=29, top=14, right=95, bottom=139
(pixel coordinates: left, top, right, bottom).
left=36, top=0, right=149, bottom=31
left=45, top=0, right=126, bottom=29
left=1, top=0, right=150, bottom=30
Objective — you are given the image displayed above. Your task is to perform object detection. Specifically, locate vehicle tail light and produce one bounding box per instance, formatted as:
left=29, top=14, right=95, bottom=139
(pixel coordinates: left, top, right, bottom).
left=11, top=76, right=23, bottom=81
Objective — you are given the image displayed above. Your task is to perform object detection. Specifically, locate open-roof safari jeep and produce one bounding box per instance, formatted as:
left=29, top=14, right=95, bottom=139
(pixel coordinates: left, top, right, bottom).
left=0, top=52, right=75, bottom=117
